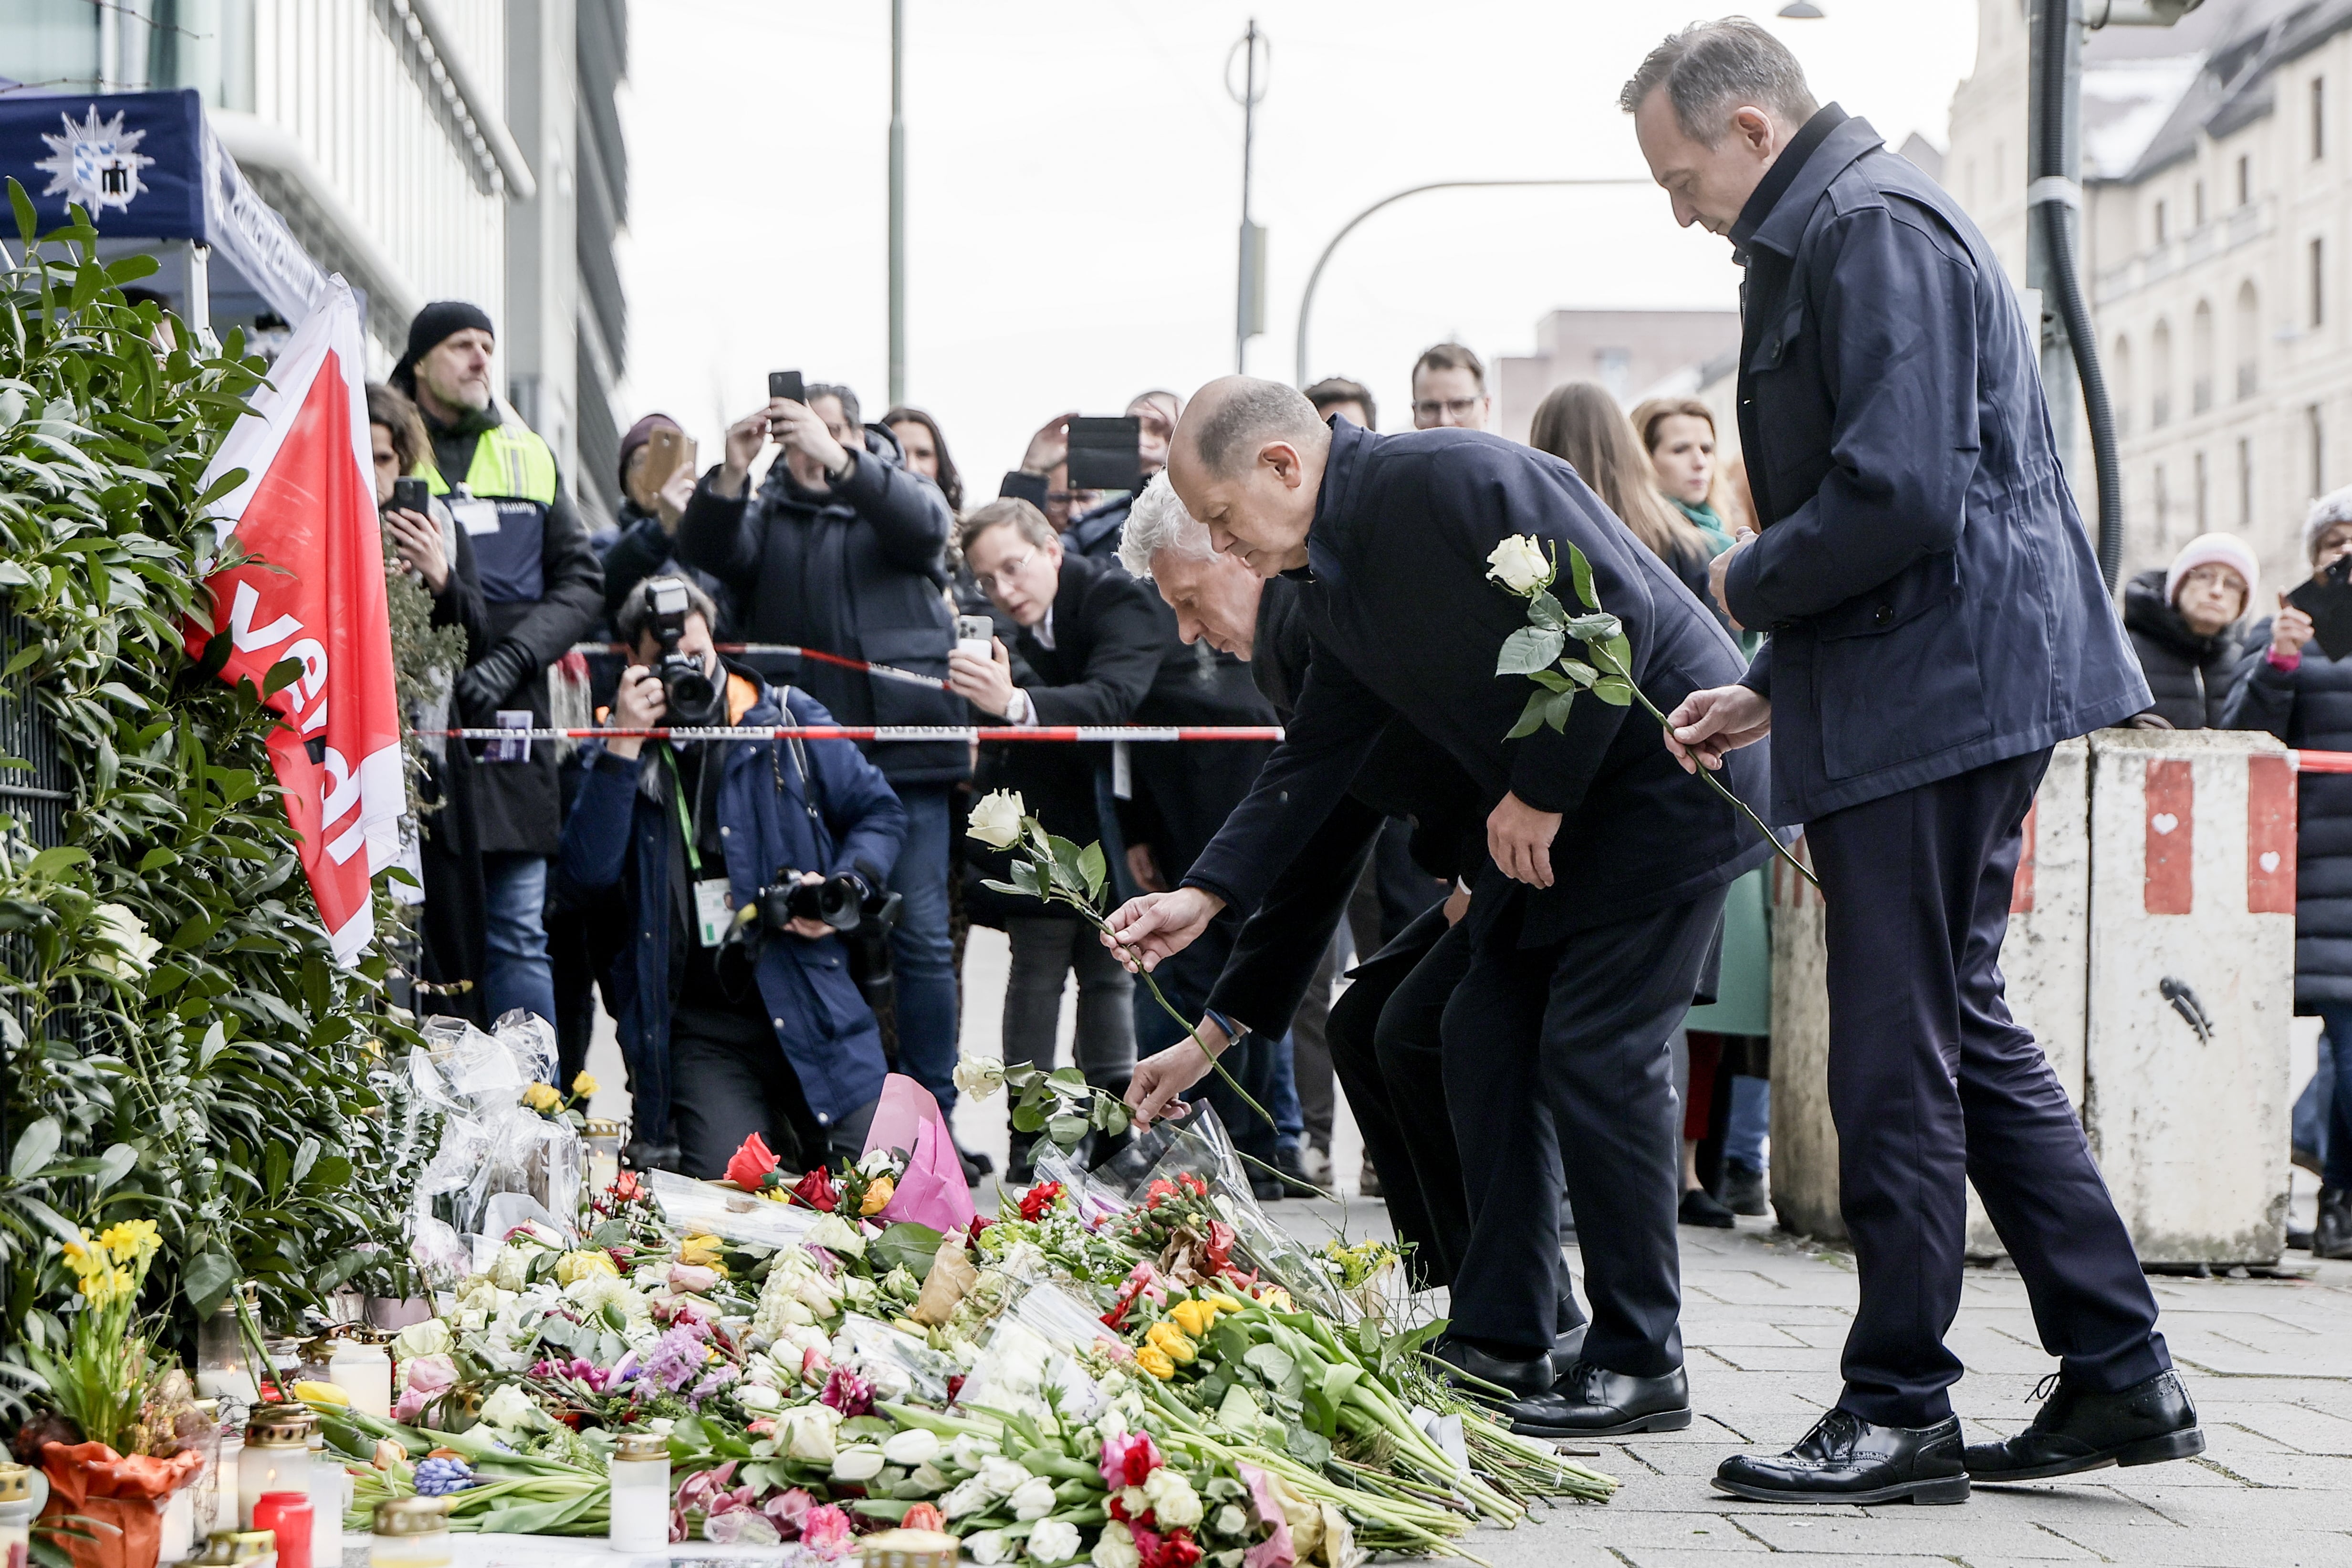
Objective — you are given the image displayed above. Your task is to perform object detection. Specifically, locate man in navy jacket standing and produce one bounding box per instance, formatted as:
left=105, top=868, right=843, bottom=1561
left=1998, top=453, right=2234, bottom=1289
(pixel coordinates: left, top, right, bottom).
left=1627, top=19, right=2199, bottom=1505
left=1107, top=377, right=1771, bottom=1438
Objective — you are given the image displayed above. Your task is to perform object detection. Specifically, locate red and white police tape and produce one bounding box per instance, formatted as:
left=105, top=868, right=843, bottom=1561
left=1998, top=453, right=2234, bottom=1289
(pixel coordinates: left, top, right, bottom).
left=572, top=642, right=952, bottom=690
left=434, top=725, right=1286, bottom=743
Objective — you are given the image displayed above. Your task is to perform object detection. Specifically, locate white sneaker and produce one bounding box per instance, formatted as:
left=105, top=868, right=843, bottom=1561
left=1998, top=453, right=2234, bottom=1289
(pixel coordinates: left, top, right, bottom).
left=1300, top=1144, right=1332, bottom=1184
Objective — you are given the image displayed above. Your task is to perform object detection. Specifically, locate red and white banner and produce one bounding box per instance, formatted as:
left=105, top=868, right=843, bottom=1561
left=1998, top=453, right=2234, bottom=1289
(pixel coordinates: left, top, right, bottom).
left=188, top=278, right=402, bottom=965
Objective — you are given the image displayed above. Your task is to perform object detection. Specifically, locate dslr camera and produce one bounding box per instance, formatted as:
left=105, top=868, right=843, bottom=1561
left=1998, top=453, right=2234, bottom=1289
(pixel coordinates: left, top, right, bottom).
left=644, top=576, right=717, bottom=714
left=753, top=872, right=902, bottom=938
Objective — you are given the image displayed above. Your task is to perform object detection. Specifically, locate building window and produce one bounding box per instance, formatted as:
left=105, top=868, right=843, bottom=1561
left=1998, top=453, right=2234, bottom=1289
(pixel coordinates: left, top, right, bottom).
left=2237, top=280, right=2261, bottom=399
left=2315, top=405, right=2329, bottom=499
left=2194, top=179, right=2206, bottom=227
left=2317, top=77, right=2330, bottom=160
left=2239, top=436, right=2254, bottom=528
left=2315, top=238, right=2328, bottom=328
left=2153, top=319, right=2174, bottom=428
left=2238, top=154, right=2252, bottom=206
left=2154, top=199, right=2168, bottom=244
left=2196, top=450, right=2210, bottom=530
left=2155, top=463, right=2170, bottom=545
left=2192, top=300, right=2214, bottom=414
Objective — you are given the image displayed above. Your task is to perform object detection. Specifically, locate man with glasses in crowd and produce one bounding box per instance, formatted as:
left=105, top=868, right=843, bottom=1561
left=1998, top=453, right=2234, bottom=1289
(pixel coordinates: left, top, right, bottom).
left=1411, top=342, right=1492, bottom=431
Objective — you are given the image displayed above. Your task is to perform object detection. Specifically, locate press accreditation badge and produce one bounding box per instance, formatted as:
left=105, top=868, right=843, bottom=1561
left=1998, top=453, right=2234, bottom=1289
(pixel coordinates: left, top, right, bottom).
left=450, top=496, right=501, bottom=536
left=693, top=878, right=734, bottom=948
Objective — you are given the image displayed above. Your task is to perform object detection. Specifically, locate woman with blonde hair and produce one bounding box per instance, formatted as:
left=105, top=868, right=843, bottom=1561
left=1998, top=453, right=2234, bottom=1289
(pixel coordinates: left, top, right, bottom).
left=1527, top=382, right=1722, bottom=632
left=1631, top=396, right=1744, bottom=551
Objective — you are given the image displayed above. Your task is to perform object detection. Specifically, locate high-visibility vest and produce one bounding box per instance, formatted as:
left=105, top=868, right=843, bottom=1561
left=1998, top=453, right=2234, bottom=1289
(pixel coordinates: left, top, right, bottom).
left=427, top=420, right=559, bottom=604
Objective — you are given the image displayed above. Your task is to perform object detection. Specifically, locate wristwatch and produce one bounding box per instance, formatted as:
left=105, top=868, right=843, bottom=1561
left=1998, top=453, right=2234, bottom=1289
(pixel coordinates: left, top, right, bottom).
left=1200, top=1009, right=1247, bottom=1054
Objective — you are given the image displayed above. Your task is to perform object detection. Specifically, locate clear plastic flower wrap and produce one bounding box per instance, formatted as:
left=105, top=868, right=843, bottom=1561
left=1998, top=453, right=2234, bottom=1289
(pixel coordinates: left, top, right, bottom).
left=831, top=1312, right=961, bottom=1405
left=1110, top=1104, right=1344, bottom=1319
left=460, top=1105, right=582, bottom=1239
left=645, top=1167, right=827, bottom=1249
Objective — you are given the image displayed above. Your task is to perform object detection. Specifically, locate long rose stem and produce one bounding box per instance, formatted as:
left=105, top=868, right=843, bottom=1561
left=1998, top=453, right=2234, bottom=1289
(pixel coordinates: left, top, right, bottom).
left=1588, top=642, right=1819, bottom=892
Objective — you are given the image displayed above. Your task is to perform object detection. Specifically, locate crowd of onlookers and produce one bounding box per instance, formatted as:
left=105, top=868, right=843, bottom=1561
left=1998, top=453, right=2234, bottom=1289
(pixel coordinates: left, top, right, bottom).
left=377, top=290, right=2352, bottom=1239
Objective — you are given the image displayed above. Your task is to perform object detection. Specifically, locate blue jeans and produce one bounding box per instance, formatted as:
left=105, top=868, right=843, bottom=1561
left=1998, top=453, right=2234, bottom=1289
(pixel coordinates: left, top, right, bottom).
left=887, top=784, right=960, bottom=1116
left=481, top=851, right=558, bottom=1034
left=2320, top=1010, right=2352, bottom=1191
left=1725, top=1074, right=1770, bottom=1170
left=1267, top=1033, right=1305, bottom=1143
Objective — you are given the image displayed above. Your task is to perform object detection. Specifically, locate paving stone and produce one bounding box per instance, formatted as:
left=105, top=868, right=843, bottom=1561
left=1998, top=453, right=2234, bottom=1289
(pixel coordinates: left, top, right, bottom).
left=1735, top=1514, right=2095, bottom=1558
left=2035, top=1524, right=2352, bottom=1565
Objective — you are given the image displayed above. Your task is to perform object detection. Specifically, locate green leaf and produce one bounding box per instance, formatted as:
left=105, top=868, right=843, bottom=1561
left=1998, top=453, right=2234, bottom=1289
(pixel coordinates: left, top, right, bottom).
left=1557, top=658, right=1599, bottom=688
left=262, top=657, right=304, bottom=697
left=1590, top=677, right=1634, bottom=707
left=1505, top=687, right=1554, bottom=741
left=1011, top=1103, right=1047, bottom=1133
left=8, top=176, right=33, bottom=243
left=10, top=1115, right=61, bottom=1178
left=869, top=1222, right=945, bottom=1281
left=1045, top=1113, right=1089, bottom=1149
left=1542, top=690, right=1578, bottom=732
left=1526, top=669, right=1574, bottom=694
left=1563, top=612, right=1621, bottom=643
left=1077, top=841, right=1106, bottom=901
left=1526, top=590, right=1567, bottom=631
left=183, top=1250, right=240, bottom=1315
left=1495, top=626, right=1566, bottom=677
left=91, top=1142, right=137, bottom=1193
left=1566, top=542, right=1599, bottom=610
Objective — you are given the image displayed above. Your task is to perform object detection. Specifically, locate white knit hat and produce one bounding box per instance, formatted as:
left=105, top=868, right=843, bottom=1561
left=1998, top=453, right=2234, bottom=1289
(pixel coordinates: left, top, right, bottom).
left=2164, top=531, right=2260, bottom=608
left=2307, top=484, right=2352, bottom=562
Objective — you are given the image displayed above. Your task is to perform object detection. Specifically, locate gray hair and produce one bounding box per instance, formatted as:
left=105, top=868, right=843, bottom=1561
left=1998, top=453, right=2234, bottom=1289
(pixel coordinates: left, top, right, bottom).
left=1118, top=472, right=1214, bottom=580
left=807, top=382, right=861, bottom=429
left=1618, top=17, right=1819, bottom=146
left=2308, top=484, right=2352, bottom=560
left=1191, top=378, right=1327, bottom=478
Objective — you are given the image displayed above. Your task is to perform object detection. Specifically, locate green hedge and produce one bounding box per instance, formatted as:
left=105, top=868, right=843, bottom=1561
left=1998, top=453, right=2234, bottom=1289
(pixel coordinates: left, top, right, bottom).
left=0, top=188, right=419, bottom=1413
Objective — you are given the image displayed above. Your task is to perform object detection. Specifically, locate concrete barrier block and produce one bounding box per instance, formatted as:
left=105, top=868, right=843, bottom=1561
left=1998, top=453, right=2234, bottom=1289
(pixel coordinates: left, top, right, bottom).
left=2084, top=729, right=2295, bottom=1266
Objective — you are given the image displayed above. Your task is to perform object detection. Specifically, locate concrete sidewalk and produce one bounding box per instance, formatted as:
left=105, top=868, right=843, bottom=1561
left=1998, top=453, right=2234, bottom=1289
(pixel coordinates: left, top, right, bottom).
left=1264, top=1201, right=2352, bottom=1568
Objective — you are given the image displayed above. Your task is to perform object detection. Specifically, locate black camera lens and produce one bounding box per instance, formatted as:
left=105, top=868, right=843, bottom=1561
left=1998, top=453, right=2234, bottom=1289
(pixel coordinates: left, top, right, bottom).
left=659, top=653, right=715, bottom=714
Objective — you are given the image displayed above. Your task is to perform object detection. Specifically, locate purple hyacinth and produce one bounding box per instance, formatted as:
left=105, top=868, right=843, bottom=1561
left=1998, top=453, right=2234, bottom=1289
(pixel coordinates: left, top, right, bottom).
left=413, top=1457, right=475, bottom=1496
left=641, top=1322, right=711, bottom=1392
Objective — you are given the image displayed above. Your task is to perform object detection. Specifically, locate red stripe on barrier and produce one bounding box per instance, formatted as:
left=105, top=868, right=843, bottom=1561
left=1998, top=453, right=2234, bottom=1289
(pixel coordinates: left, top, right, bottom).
left=2248, top=753, right=2298, bottom=913
left=2144, top=759, right=2195, bottom=915
left=432, top=725, right=1287, bottom=742
left=2296, top=749, right=2352, bottom=773
left=2011, top=801, right=2038, bottom=915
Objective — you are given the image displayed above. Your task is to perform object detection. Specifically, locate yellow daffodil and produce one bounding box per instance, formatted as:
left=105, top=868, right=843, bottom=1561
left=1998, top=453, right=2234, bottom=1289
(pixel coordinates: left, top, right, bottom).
left=99, top=1219, right=160, bottom=1265
left=1144, top=1322, right=1197, bottom=1364
left=677, top=1234, right=726, bottom=1269
left=555, top=1249, right=620, bottom=1286
left=522, top=1082, right=562, bottom=1113
left=860, top=1175, right=897, bottom=1216
left=571, top=1070, right=599, bottom=1098
left=1168, top=1299, right=1217, bottom=1338
left=1134, top=1346, right=1177, bottom=1380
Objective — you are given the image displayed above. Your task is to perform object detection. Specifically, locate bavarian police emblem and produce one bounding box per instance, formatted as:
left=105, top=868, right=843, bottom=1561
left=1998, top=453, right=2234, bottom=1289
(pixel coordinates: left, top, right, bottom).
left=34, top=105, right=156, bottom=215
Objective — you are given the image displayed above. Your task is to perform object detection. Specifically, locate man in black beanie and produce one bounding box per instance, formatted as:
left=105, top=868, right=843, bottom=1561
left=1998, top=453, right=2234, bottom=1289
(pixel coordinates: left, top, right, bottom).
left=391, top=300, right=604, bottom=1036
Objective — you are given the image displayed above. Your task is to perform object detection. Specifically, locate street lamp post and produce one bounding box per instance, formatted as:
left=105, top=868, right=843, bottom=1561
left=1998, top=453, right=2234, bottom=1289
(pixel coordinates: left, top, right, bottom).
left=888, top=0, right=907, bottom=407
left=1230, top=21, right=1269, bottom=373
left=1293, top=178, right=1651, bottom=388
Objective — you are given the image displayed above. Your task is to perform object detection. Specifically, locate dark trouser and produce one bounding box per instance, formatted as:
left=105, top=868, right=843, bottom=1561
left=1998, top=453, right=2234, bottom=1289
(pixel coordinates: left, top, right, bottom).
left=1345, top=911, right=1491, bottom=1290
left=1442, top=889, right=1723, bottom=1373
left=1288, top=934, right=1343, bottom=1153
left=1809, top=748, right=2168, bottom=1427
left=887, top=784, right=962, bottom=1116
left=669, top=1012, right=876, bottom=1178
left=2317, top=1007, right=2352, bottom=1191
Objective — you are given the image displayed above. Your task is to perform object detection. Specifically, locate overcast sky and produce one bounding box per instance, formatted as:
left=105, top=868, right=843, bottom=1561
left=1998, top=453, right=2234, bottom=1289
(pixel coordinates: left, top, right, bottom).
left=615, top=1, right=1979, bottom=493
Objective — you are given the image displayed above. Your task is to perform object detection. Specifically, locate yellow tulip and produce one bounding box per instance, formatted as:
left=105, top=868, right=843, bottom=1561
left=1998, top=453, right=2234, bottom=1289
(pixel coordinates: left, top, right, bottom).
left=860, top=1175, right=897, bottom=1217
left=677, top=1234, right=726, bottom=1269
left=572, top=1070, right=599, bottom=1098
left=1204, top=1294, right=1244, bottom=1316
left=1144, top=1323, right=1197, bottom=1364
left=556, top=1249, right=620, bottom=1285
left=522, top=1082, right=562, bottom=1113
left=1169, top=1300, right=1216, bottom=1338
left=1134, top=1346, right=1177, bottom=1380
left=294, top=1380, right=350, bottom=1407
left=1258, top=1287, right=1293, bottom=1313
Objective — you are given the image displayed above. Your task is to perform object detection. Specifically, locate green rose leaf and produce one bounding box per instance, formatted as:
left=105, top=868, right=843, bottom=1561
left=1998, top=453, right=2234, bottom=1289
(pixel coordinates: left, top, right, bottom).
left=1495, top=626, right=1566, bottom=677
left=1505, top=687, right=1554, bottom=741
left=870, top=1222, right=945, bottom=1282
left=1077, top=841, right=1106, bottom=901
left=1542, top=690, right=1578, bottom=732
left=1527, top=669, right=1575, bottom=694
left=1564, top=613, right=1621, bottom=642
left=1557, top=658, right=1599, bottom=688
left=1566, top=542, right=1599, bottom=611
left=1046, top=1113, right=1090, bottom=1149
left=1590, top=677, right=1635, bottom=706
left=1527, top=590, right=1567, bottom=631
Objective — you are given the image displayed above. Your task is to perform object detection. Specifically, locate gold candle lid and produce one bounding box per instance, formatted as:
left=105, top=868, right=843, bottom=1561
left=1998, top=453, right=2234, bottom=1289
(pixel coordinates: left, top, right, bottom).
left=0, top=1463, right=29, bottom=1503
left=583, top=1118, right=623, bottom=1138
left=613, top=1432, right=668, bottom=1462
left=373, top=1497, right=451, bottom=1537
left=245, top=1407, right=314, bottom=1446
left=193, top=1531, right=278, bottom=1564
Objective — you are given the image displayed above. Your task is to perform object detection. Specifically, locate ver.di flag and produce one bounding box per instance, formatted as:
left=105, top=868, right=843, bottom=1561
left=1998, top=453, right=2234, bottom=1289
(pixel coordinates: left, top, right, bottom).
left=187, top=277, right=401, bottom=964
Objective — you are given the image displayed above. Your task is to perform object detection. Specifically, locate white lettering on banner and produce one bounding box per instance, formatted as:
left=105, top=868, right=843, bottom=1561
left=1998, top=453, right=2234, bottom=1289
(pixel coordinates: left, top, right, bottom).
left=283, top=638, right=328, bottom=700
left=301, top=697, right=329, bottom=734
left=228, top=579, right=300, bottom=652
left=319, top=745, right=361, bottom=834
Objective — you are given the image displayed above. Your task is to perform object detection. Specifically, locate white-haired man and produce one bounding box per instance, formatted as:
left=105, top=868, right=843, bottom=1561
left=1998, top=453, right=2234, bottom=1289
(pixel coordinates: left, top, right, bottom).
left=1105, top=376, right=1771, bottom=1438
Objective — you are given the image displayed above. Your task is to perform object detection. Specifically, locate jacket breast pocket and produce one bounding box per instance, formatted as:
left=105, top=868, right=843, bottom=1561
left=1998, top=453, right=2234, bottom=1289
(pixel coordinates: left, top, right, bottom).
left=1812, top=553, right=1994, bottom=782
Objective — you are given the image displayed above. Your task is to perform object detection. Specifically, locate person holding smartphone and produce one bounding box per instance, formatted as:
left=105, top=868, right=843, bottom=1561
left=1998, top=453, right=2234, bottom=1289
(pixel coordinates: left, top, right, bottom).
left=2224, top=487, right=2352, bottom=1259
left=599, top=412, right=735, bottom=641
left=677, top=376, right=971, bottom=1150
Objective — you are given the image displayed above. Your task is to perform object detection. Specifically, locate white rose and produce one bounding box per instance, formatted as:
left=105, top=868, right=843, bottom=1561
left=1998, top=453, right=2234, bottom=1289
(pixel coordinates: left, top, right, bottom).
left=477, top=1384, right=544, bottom=1433
left=967, top=1531, right=1012, bottom=1566
left=1143, top=1468, right=1203, bottom=1530
left=488, top=1246, right=532, bottom=1292
left=1090, top=1521, right=1141, bottom=1568
left=968, top=789, right=1027, bottom=849
left=882, top=1428, right=940, bottom=1466
left=390, top=1318, right=451, bottom=1359
left=805, top=1213, right=866, bottom=1258
left=950, top=1433, right=995, bottom=1471
left=1007, top=1475, right=1057, bottom=1521
left=1484, top=533, right=1552, bottom=595
left=735, top=1384, right=782, bottom=1414
left=979, top=1455, right=1033, bottom=1497
left=1028, top=1519, right=1080, bottom=1563
left=782, top=1404, right=841, bottom=1463
left=831, top=1445, right=886, bottom=1482
left=940, top=1477, right=996, bottom=1519
left=90, top=903, right=159, bottom=978
left=1211, top=1505, right=1247, bottom=1538
left=954, top=1052, right=1009, bottom=1101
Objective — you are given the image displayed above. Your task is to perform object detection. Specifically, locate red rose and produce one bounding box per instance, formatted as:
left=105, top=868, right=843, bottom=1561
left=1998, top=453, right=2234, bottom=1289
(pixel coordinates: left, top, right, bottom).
left=1203, top=1221, right=1235, bottom=1274
left=610, top=1170, right=644, bottom=1202
left=724, top=1132, right=780, bottom=1190
left=789, top=1166, right=840, bottom=1212
left=1017, top=1181, right=1066, bottom=1223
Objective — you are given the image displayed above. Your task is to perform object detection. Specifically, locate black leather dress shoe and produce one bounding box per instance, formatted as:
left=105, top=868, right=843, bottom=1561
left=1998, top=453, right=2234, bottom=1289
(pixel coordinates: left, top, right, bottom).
left=1505, top=1360, right=1691, bottom=1438
left=1430, top=1335, right=1554, bottom=1401
left=2318, top=1187, right=2352, bottom=1261
left=1547, top=1323, right=1589, bottom=1383
left=1965, top=1369, right=2204, bottom=1481
left=1715, top=1410, right=1970, bottom=1505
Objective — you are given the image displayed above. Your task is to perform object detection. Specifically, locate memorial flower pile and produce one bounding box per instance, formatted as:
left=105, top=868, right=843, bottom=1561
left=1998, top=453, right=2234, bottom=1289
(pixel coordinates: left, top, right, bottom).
left=296, top=1100, right=1614, bottom=1565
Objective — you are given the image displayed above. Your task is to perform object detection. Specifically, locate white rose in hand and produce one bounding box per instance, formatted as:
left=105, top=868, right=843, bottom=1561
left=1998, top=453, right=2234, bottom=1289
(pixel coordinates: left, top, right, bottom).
left=1485, top=533, right=1553, bottom=595
left=954, top=1051, right=1008, bottom=1099
left=968, top=789, right=1027, bottom=849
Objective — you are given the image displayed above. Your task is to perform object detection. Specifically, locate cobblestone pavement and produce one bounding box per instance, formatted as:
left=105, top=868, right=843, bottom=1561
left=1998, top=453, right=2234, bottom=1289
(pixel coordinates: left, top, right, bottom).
left=1316, top=1210, right=2352, bottom=1568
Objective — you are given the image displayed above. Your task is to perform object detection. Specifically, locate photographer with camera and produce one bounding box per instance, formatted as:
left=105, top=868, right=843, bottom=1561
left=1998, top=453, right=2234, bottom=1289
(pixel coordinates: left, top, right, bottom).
left=678, top=378, right=967, bottom=1144
left=559, top=576, right=908, bottom=1176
